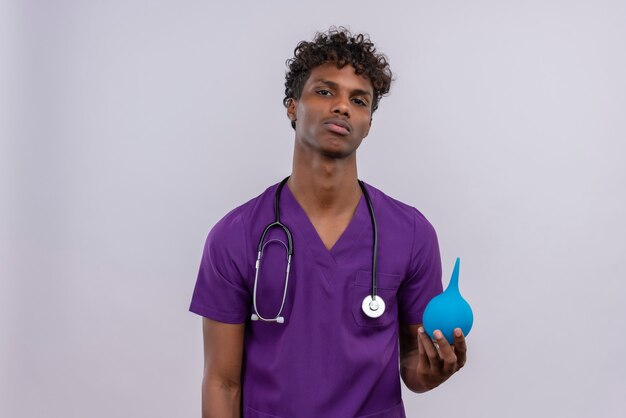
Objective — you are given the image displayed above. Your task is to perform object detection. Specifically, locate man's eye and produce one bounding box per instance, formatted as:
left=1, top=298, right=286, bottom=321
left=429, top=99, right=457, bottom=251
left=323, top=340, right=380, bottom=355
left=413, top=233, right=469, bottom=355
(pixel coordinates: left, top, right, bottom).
left=353, top=98, right=367, bottom=106
left=317, top=89, right=331, bottom=95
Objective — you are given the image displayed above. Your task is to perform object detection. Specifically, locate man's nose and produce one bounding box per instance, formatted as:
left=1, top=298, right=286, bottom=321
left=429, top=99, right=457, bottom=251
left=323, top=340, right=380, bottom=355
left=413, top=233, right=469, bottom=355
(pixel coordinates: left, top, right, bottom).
left=331, top=94, right=351, bottom=117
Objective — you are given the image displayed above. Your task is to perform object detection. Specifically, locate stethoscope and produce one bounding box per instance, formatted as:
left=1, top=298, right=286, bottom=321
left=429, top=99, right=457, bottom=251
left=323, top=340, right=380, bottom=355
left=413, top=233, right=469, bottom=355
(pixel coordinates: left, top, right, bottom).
left=251, top=176, right=385, bottom=323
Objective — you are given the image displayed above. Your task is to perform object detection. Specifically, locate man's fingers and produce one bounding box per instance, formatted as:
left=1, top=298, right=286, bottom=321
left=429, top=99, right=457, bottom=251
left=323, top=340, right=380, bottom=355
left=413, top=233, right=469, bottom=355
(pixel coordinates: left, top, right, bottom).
left=417, top=327, right=429, bottom=367
left=433, top=330, right=457, bottom=375
left=453, top=328, right=467, bottom=368
left=418, top=327, right=439, bottom=370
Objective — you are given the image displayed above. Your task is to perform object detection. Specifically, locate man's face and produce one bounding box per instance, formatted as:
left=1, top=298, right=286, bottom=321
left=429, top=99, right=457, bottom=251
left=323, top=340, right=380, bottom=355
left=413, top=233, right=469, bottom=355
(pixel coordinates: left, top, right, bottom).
left=287, top=63, right=374, bottom=159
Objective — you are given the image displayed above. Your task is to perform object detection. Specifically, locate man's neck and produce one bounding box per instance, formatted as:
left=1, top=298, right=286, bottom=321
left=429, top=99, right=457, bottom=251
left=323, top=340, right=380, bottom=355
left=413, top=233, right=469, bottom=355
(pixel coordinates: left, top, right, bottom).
left=287, top=153, right=362, bottom=218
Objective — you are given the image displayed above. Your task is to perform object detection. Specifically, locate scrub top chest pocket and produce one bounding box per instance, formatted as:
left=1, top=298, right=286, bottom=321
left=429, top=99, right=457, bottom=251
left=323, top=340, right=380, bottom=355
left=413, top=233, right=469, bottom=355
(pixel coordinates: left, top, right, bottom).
left=352, top=270, right=400, bottom=327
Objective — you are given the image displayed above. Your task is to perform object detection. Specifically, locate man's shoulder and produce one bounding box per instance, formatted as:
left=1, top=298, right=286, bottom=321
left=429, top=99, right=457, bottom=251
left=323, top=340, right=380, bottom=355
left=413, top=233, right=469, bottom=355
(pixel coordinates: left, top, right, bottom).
left=367, top=184, right=428, bottom=222
left=364, top=182, right=434, bottom=230
left=207, top=183, right=279, bottom=239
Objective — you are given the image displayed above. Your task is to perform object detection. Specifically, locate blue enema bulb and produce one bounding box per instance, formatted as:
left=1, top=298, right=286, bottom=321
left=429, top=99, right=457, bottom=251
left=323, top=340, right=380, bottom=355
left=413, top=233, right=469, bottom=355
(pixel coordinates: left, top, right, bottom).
left=422, top=258, right=473, bottom=343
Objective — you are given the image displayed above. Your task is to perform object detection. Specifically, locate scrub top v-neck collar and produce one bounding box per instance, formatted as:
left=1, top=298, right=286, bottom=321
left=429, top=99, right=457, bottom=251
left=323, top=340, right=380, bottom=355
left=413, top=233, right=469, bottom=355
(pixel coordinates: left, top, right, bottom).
left=281, top=182, right=371, bottom=285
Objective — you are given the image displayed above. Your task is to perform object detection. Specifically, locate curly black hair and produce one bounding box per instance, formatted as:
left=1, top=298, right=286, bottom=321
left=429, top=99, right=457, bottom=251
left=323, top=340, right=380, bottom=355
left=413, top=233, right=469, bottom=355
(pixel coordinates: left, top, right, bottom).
left=283, top=27, right=393, bottom=129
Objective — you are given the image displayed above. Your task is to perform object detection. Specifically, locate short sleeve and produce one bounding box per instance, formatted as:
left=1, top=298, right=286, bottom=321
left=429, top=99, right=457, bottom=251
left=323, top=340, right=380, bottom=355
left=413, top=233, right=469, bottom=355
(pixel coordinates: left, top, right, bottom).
left=397, top=209, right=443, bottom=324
left=189, top=212, right=251, bottom=324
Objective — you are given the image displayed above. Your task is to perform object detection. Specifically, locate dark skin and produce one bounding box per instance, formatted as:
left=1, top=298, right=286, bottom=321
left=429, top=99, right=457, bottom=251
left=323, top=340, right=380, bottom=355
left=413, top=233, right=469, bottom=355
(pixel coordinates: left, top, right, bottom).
left=201, top=63, right=467, bottom=417
left=201, top=319, right=244, bottom=418
left=400, top=325, right=467, bottom=392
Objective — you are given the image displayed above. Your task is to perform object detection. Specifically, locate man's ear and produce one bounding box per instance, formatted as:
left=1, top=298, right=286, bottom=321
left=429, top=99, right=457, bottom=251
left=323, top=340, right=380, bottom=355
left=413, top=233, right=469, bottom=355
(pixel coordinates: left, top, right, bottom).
left=287, top=98, right=297, bottom=122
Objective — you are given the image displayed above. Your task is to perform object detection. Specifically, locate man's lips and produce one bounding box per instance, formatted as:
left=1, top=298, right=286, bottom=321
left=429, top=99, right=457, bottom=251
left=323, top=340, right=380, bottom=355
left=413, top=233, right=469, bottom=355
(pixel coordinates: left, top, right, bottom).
left=324, top=119, right=351, bottom=136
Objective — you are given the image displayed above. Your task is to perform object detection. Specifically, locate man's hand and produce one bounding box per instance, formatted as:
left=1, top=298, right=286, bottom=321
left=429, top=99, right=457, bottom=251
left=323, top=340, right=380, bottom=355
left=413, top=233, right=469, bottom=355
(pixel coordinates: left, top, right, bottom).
left=415, top=326, right=466, bottom=390
left=399, top=324, right=467, bottom=393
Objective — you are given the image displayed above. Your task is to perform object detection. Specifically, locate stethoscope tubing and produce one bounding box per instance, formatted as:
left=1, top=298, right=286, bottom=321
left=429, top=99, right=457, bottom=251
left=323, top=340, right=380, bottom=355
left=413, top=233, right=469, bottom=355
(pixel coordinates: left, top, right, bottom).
left=251, top=176, right=382, bottom=323
left=359, top=179, right=378, bottom=301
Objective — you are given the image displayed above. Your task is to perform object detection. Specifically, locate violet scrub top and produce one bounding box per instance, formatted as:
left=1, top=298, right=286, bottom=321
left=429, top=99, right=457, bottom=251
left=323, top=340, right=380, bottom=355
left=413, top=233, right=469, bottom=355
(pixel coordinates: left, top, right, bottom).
left=190, top=182, right=442, bottom=418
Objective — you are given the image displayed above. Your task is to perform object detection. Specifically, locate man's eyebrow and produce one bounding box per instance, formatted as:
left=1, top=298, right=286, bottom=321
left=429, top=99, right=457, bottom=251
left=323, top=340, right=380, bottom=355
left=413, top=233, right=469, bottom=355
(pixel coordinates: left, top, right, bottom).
left=315, top=79, right=373, bottom=97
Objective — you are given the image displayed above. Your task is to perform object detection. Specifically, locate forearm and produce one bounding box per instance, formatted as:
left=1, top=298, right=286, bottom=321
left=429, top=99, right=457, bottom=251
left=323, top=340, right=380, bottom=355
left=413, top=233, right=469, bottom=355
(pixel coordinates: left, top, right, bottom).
left=202, top=376, right=241, bottom=418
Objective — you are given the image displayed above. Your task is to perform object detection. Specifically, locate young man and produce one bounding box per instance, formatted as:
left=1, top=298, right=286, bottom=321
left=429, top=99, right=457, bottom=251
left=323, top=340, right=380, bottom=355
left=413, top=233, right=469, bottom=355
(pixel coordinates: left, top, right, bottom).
left=190, top=28, right=467, bottom=418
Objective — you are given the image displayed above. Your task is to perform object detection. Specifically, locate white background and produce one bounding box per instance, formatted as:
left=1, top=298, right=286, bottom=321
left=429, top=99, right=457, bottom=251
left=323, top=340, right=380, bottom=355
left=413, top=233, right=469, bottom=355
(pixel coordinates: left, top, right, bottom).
left=2, top=1, right=625, bottom=417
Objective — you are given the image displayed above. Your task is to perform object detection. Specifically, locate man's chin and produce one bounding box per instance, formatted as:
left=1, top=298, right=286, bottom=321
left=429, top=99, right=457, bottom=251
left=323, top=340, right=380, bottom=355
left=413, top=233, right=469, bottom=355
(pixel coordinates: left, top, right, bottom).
left=319, top=147, right=353, bottom=159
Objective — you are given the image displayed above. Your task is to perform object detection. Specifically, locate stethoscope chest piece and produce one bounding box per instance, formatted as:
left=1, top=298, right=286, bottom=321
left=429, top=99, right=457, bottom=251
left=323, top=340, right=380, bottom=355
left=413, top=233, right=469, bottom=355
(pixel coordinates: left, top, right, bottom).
left=361, top=295, right=385, bottom=318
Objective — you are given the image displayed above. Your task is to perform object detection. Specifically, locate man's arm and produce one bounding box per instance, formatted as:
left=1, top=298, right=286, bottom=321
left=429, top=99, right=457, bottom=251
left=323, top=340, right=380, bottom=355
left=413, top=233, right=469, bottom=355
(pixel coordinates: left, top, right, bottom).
left=399, top=324, right=467, bottom=393
left=202, top=317, right=245, bottom=418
